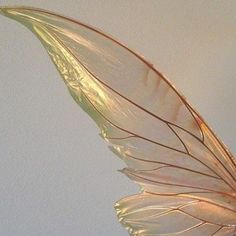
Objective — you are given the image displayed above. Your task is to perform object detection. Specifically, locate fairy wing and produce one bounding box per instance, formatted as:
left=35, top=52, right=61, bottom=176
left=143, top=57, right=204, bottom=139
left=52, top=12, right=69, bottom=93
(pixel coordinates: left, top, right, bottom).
left=1, top=7, right=236, bottom=235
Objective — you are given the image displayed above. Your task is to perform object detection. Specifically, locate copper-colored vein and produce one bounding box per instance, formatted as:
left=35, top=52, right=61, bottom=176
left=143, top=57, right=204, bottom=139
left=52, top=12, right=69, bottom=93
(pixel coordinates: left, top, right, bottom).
left=53, top=33, right=236, bottom=188
left=42, top=25, right=236, bottom=191
left=146, top=191, right=236, bottom=210
left=8, top=7, right=236, bottom=174
left=126, top=153, right=221, bottom=180
left=167, top=123, right=189, bottom=154
left=211, top=226, right=224, bottom=236
left=129, top=172, right=236, bottom=201
left=78, top=88, right=188, bottom=155
left=80, top=86, right=236, bottom=190
left=177, top=222, right=206, bottom=235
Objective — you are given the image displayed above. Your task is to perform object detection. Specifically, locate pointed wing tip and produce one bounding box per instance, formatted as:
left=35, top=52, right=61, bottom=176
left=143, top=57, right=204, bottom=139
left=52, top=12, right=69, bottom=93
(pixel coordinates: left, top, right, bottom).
left=0, top=6, right=18, bottom=12
left=0, top=6, right=19, bottom=17
left=0, top=6, right=35, bottom=17
left=0, top=5, right=27, bottom=10
left=0, top=6, right=7, bottom=15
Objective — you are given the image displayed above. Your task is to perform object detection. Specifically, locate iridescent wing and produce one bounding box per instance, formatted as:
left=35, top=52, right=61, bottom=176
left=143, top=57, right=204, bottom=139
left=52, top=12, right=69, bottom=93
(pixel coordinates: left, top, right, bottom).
left=1, top=7, right=236, bottom=236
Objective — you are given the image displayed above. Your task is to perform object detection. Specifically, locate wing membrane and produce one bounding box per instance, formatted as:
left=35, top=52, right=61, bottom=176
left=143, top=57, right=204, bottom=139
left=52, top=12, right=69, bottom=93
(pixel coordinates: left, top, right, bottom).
left=1, top=7, right=235, bottom=235
left=116, top=193, right=236, bottom=235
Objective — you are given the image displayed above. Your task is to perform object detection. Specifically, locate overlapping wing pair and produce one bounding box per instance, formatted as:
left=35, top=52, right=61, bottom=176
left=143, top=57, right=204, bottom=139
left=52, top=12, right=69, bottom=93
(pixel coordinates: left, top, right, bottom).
left=0, top=7, right=235, bottom=235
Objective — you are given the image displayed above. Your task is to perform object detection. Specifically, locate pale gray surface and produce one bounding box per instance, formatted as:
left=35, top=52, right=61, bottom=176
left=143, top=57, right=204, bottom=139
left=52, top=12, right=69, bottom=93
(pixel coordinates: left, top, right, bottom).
left=0, top=1, right=235, bottom=236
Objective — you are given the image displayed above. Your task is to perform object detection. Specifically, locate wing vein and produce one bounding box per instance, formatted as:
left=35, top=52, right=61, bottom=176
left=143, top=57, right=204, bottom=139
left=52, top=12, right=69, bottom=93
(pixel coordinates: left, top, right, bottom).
left=146, top=191, right=236, bottom=211
left=127, top=172, right=227, bottom=194
left=52, top=32, right=236, bottom=190
left=126, top=154, right=221, bottom=180
left=52, top=31, right=205, bottom=144
left=78, top=87, right=187, bottom=154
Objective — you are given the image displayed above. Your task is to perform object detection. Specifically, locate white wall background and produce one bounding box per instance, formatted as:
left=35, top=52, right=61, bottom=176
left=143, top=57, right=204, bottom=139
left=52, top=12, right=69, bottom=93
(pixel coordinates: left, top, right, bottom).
left=0, top=1, right=235, bottom=235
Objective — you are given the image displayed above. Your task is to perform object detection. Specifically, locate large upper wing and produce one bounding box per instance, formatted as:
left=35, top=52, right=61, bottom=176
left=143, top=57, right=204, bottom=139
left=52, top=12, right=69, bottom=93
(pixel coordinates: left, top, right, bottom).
left=1, top=7, right=236, bottom=235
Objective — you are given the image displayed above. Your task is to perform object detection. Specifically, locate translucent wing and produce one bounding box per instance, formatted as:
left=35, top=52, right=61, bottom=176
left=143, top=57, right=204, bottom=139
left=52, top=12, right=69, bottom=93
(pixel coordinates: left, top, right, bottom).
left=1, top=7, right=236, bottom=235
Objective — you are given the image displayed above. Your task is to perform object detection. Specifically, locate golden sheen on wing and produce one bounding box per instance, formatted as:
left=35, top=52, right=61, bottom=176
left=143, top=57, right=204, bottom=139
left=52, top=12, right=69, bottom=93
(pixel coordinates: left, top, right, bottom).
left=0, top=7, right=235, bottom=236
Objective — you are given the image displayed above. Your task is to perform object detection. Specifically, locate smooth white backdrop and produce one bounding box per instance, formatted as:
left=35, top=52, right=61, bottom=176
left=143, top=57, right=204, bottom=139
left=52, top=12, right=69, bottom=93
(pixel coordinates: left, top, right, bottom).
left=0, top=1, right=235, bottom=235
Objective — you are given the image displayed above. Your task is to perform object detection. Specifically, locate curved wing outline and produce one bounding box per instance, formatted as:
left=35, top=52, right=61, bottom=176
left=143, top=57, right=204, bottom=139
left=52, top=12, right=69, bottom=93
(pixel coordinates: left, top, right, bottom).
left=1, top=7, right=235, bottom=235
